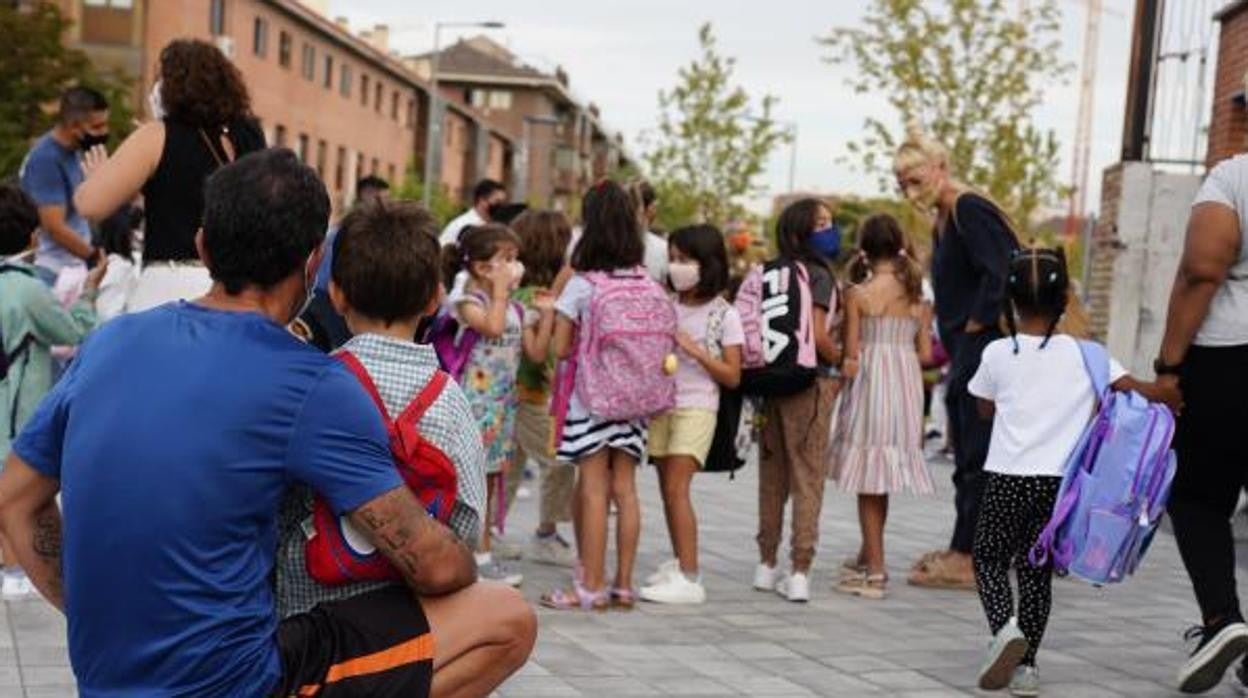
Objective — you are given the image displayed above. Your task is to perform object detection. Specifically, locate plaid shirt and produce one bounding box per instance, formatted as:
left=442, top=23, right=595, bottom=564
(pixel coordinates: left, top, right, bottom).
left=274, top=334, right=487, bottom=618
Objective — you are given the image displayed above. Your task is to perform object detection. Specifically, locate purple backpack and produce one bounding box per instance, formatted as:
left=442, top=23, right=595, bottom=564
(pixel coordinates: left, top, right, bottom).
left=1029, top=341, right=1177, bottom=585
left=428, top=294, right=523, bottom=381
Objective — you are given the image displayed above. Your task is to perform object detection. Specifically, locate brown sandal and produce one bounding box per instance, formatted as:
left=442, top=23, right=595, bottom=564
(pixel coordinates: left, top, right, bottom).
left=907, top=553, right=976, bottom=590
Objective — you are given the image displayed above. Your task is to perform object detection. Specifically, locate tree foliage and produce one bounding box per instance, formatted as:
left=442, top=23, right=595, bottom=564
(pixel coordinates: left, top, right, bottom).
left=821, top=0, right=1071, bottom=231
left=643, top=23, right=791, bottom=231
left=0, top=3, right=134, bottom=177
left=394, top=165, right=461, bottom=227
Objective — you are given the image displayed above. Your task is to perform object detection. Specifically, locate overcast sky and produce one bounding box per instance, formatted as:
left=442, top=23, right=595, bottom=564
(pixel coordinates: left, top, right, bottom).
left=330, top=0, right=1142, bottom=216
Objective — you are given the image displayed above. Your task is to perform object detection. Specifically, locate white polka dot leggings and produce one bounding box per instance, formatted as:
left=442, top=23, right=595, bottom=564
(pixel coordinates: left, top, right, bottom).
left=972, top=473, right=1062, bottom=666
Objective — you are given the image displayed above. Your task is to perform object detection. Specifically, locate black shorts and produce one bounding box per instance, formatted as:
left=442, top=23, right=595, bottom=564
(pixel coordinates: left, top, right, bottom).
left=270, top=586, right=433, bottom=698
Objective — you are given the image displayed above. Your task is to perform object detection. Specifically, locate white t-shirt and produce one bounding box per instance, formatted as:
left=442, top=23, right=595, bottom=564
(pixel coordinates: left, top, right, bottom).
left=968, top=334, right=1127, bottom=478
left=439, top=208, right=485, bottom=247
left=1192, top=154, right=1248, bottom=347
left=643, top=231, right=668, bottom=283
left=674, top=299, right=744, bottom=410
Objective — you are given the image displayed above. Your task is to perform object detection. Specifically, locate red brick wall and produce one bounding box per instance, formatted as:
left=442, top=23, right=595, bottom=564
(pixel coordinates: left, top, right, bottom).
left=1208, top=5, right=1248, bottom=167
left=1087, top=164, right=1123, bottom=341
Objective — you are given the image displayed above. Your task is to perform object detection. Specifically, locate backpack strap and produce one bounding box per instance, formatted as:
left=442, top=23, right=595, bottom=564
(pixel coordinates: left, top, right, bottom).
left=1075, top=340, right=1112, bottom=400
left=396, top=370, right=450, bottom=426
left=336, top=351, right=391, bottom=421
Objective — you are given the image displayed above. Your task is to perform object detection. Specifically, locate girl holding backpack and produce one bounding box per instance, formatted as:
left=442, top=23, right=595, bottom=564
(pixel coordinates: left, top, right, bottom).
left=831, top=214, right=935, bottom=601
left=443, top=224, right=554, bottom=587
left=751, top=198, right=845, bottom=603
left=541, top=180, right=676, bottom=611
left=968, top=248, right=1164, bottom=696
left=640, top=225, right=743, bottom=606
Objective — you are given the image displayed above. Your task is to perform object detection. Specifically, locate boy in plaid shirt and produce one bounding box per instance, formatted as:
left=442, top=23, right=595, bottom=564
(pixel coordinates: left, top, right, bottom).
left=275, top=200, right=486, bottom=618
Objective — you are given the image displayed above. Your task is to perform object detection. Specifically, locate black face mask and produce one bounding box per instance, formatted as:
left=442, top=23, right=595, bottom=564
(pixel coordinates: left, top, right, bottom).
left=78, top=132, right=109, bottom=151
left=486, top=202, right=507, bottom=222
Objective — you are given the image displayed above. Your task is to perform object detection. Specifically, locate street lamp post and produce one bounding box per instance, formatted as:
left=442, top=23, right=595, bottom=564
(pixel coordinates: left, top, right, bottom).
left=422, top=20, right=505, bottom=210
left=743, top=115, right=799, bottom=194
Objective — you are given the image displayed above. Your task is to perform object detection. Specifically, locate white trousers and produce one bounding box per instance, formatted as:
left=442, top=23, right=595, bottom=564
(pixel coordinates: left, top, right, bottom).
left=126, top=264, right=212, bottom=313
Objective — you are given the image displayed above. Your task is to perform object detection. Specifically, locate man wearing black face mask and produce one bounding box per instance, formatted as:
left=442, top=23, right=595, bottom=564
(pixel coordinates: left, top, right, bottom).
left=19, top=87, right=110, bottom=279
left=439, top=178, right=508, bottom=247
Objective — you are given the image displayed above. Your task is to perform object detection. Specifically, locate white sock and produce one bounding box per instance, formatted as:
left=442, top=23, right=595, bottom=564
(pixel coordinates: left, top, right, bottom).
left=475, top=552, right=492, bottom=566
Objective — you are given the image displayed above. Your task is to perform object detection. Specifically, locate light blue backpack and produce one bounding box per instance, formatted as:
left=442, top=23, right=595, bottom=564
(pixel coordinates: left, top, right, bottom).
left=1029, top=341, right=1177, bottom=585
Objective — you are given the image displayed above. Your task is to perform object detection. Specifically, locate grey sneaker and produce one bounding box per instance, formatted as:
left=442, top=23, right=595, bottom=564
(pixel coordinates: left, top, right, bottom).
left=1179, top=620, right=1248, bottom=693
left=490, top=531, right=525, bottom=561
left=530, top=532, right=576, bottom=567
left=1010, top=665, right=1039, bottom=697
left=979, top=618, right=1028, bottom=690
left=477, top=559, right=523, bottom=587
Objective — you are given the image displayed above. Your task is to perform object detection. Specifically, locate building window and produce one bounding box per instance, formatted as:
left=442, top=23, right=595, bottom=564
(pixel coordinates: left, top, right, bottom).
left=374, top=83, right=383, bottom=112
left=209, top=0, right=225, bottom=36
left=297, top=134, right=309, bottom=162
left=405, top=98, right=415, bottom=128
left=323, top=55, right=333, bottom=89
left=278, top=31, right=292, bottom=68
left=371, top=158, right=379, bottom=175
left=335, top=146, right=346, bottom=190
left=274, top=125, right=287, bottom=148
left=316, top=140, right=327, bottom=178
left=300, top=44, right=315, bottom=81
left=488, top=90, right=512, bottom=111
left=387, top=163, right=396, bottom=183
left=360, top=75, right=369, bottom=106
left=252, top=17, right=268, bottom=57
left=84, top=0, right=134, bottom=5
left=391, top=91, right=400, bottom=121
left=356, top=153, right=365, bottom=181
left=340, top=64, right=352, bottom=98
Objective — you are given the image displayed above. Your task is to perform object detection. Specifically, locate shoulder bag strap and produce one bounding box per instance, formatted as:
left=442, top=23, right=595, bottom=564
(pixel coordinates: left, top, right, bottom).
left=396, top=371, right=449, bottom=425
left=336, top=351, right=391, bottom=421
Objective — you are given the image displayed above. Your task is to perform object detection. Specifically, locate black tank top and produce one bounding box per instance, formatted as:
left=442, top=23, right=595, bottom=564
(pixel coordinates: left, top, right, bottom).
left=141, top=118, right=265, bottom=263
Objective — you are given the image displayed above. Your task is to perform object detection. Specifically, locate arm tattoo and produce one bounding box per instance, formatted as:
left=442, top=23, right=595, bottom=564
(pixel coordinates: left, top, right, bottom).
left=352, top=487, right=472, bottom=591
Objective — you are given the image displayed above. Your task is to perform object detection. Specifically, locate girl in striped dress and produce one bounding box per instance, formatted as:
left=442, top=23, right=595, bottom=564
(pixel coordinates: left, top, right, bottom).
left=832, top=214, right=935, bottom=599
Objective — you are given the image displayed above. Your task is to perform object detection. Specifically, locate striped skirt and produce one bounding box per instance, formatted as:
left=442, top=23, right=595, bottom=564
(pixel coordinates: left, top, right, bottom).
left=831, top=316, right=934, bottom=495
left=557, top=405, right=647, bottom=464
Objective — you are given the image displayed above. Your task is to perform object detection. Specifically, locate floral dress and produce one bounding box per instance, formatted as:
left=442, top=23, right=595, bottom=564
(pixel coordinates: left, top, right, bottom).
left=454, top=291, right=524, bottom=475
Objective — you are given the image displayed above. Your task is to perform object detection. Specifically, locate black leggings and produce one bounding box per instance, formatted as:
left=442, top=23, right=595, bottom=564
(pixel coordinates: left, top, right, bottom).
left=973, top=473, right=1061, bottom=666
left=1168, top=344, right=1248, bottom=626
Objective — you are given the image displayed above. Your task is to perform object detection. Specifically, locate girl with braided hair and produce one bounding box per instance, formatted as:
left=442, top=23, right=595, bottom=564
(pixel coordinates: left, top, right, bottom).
left=967, top=247, right=1168, bottom=696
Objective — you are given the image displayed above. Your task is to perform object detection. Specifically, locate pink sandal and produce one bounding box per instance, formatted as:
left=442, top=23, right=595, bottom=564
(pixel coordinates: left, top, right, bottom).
left=610, top=587, right=636, bottom=610
left=540, top=582, right=608, bottom=612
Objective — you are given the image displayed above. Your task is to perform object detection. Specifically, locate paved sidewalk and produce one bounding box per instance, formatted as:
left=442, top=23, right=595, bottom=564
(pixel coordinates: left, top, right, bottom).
left=2, top=455, right=1241, bottom=696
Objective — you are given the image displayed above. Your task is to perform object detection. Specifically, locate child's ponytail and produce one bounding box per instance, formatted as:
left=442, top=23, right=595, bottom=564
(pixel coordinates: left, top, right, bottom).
left=441, top=242, right=466, bottom=292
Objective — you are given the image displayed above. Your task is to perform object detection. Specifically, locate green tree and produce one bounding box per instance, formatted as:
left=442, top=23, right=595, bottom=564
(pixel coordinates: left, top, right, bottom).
left=0, top=2, right=134, bottom=177
left=643, top=23, right=791, bottom=231
left=393, top=166, right=460, bottom=227
left=821, top=0, right=1071, bottom=231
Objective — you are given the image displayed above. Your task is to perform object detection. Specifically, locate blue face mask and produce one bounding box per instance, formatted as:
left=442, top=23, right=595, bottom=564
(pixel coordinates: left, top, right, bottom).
left=810, top=225, right=842, bottom=260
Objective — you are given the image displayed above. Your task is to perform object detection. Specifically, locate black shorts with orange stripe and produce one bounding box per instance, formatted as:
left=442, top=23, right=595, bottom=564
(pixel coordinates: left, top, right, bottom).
left=270, top=585, right=433, bottom=698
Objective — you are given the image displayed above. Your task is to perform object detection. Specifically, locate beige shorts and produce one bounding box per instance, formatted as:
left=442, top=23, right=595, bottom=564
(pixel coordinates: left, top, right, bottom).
left=648, top=408, right=717, bottom=466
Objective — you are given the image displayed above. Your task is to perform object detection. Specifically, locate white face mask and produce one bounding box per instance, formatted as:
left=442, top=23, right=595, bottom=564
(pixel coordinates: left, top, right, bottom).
left=668, top=262, right=700, bottom=292
left=292, top=254, right=317, bottom=323
left=148, top=81, right=165, bottom=121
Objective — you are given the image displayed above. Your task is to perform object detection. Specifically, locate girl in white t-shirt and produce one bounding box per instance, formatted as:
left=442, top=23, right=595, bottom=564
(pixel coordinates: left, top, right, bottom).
left=640, top=225, right=743, bottom=606
left=968, top=247, right=1163, bottom=696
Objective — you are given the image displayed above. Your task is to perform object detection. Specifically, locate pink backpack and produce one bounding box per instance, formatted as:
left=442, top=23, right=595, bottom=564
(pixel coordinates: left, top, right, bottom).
left=574, top=269, right=677, bottom=420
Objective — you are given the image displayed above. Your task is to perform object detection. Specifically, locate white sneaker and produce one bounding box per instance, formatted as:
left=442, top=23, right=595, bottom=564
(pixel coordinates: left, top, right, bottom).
left=516, top=485, right=533, bottom=501
left=490, top=531, right=524, bottom=561
left=640, top=572, right=706, bottom=605
left=1, top=572, right=34, bottom=600
left=1009, top=665, right=1040, bottom=697
left=775, top=572, right=810, bottom=603
left=477, top=559, right=523, bottom=587
left=753, top=563, right=779, bottom=591
left=647, top=559, right=680, bottom=587
left=979, top=618, right=1028, bottom=690
left=529, top=532, right=576, bottom=567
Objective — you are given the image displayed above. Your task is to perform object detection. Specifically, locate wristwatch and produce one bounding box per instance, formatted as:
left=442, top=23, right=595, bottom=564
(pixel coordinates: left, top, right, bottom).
left=1153, top=357, right=1182, bottom=376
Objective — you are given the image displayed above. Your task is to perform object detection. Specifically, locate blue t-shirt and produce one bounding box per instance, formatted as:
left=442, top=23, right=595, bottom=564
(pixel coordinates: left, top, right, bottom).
left=19, top=133, right=90, bottom=273
left=13, top=302, right=403, bottom=697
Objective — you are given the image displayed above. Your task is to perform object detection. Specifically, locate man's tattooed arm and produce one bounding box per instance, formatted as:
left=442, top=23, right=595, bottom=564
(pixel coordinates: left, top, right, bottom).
left=349, top=486, right=477, bottom=596
left=0, top=454, right=64, bottom=611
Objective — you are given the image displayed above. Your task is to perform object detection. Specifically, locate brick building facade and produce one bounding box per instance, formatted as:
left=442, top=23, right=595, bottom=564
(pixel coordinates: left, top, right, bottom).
left=48, top=0, right=514, bottom=216
left=1208, top=1, right=1248, bottom=167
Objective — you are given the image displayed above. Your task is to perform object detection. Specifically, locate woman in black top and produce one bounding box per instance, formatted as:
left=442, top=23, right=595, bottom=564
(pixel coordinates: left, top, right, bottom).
left=76, top=39, right=265, bottom=312
left=892, top=124, right=1015, bottom=591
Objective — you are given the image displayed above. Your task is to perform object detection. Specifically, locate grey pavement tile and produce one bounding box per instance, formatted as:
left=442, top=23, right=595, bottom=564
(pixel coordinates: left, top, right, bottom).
left=20, top=664, right=76, bottom=687
left=858, top=669, right=949, bottom=691
left=497, top=675, right=583, bottom=696
left=654, top=676, right=738, bottom=696
left=23, top=688, right=78, bottom=698
left=564, top=676, right=660, bottom=696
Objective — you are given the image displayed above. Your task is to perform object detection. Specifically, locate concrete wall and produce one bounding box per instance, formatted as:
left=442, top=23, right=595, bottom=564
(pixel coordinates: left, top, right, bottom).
left=1090, top=162, right=1201, bottom=377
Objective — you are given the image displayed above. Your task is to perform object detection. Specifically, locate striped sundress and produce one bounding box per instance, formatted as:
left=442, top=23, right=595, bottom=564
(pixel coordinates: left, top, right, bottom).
left=831, top=315, right=934, bottom=495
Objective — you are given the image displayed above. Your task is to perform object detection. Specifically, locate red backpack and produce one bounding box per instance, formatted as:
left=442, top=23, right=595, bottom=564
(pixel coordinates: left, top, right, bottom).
left=304, top=352, right=459, bottom=586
